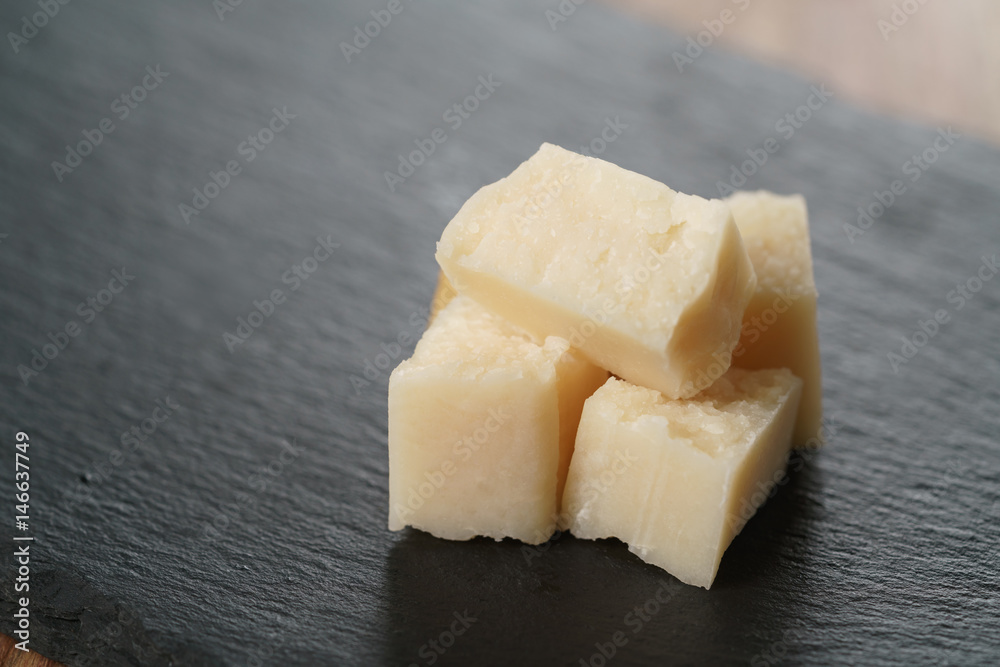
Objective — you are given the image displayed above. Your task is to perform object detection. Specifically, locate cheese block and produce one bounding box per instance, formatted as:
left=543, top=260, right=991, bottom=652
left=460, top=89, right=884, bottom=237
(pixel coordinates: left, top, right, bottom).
left=726, top=191, right=822, bottom=447
left=562, top=368, right=802, bottom=588
left=435, top=142, right=757, bottom=399
left=388, top=295, right=607, bottom=543
left=428, top=271, right=600, bottom=520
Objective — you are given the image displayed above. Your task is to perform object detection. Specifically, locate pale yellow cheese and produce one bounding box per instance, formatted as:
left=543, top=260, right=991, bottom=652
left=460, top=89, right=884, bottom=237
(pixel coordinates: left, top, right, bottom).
left=562, top=369, right=802, bottom=588
left=726, top=191, right=822, bottom=446
left=428, top=271, right=601, bottom=511
left=388, top=295, right=606, bottom=543
left=428, top=272, right=457, bottom=325
left=435, top=143, right=757, bottom=399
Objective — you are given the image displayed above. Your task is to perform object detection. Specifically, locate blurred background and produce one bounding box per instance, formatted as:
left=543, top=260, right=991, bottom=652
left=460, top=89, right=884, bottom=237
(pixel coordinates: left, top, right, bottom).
left=607, top=0, right=1000, bottom=146
left=2, top=0, right=998, bottom=665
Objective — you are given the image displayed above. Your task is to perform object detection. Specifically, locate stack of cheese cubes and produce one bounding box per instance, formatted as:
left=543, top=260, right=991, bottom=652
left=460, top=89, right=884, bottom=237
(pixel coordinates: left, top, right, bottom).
left=388, top=144, right=822, bottom=588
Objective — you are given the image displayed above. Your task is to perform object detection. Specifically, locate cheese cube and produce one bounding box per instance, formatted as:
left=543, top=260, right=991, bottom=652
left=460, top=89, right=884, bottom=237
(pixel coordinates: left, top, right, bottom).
left=435, top=143, right=757, bottom=399
left=562, top=369, right=802, bottom=588
left=726, top=191, right=822, bottom=446
left=428, top=271, right=603, bottom=514
left=388, top=295, right=606, bottom=543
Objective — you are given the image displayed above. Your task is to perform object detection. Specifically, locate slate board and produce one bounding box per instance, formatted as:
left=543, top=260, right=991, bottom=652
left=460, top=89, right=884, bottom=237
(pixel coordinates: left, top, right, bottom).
left=1, top=0, right=999, bottom=665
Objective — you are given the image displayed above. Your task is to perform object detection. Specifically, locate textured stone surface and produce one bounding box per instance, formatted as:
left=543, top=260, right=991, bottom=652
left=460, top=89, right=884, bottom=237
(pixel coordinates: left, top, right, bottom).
left=0, top=0, right=998, bottom=664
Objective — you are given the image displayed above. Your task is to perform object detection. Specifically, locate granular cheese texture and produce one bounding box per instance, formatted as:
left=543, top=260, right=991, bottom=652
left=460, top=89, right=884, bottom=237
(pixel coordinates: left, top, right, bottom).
left=388, top=295, right=606, bottom=543
left=562, top=369, right=802, bottom=588
left=435, top=143, right=757, bottom=399
left=727, top=191, right=822, bottom=446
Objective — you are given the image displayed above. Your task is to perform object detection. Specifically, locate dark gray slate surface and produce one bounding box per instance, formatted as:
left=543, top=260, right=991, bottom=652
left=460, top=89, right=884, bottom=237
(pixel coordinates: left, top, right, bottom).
left=1, top=0, right=998, bottom=665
